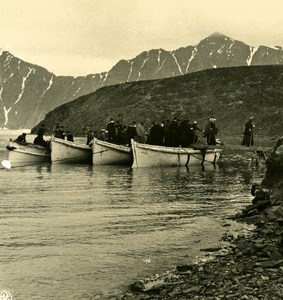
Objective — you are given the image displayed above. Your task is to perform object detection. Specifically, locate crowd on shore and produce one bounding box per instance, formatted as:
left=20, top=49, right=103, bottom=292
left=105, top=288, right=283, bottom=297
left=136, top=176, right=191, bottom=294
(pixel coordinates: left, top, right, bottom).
left=84, top=116, right=220, bottom=147
left=15, top=115, right=257, bottom=150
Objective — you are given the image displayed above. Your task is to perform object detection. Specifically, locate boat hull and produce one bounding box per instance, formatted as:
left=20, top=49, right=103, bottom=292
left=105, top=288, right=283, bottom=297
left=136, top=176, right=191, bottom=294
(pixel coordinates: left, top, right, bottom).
left=131, top=139, right=222, bottom=168
left=51, top=137, right=92, bottom=164
left=92, top=138, right=132, bottom=165
left=6, top=140, right=51, bottom=166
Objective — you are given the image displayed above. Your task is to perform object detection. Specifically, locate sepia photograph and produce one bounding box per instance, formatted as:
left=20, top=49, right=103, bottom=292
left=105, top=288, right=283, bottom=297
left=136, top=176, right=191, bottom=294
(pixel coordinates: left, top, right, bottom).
left=0, top=0, right=283, bottom=299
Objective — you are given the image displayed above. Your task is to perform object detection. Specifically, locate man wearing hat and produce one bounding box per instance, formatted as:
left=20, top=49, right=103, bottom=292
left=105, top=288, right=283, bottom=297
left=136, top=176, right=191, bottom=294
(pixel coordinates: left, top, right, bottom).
left=204, top=117, right=218, bottom=145
left=242, top=116, right=255, bottom=147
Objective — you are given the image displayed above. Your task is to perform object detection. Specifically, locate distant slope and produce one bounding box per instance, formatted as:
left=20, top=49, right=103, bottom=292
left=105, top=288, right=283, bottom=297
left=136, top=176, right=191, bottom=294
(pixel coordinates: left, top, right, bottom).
left=32, top=65, right=283, bottom=138
left=2, top=32, right=283, bottom=129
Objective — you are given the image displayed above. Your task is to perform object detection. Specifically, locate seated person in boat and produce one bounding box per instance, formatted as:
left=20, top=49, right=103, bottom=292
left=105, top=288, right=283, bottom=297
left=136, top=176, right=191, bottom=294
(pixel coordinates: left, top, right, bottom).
left=86, top=126, right=94, bottom=145
left=34, top=135, right=48, bottom=147
left=53, top=123, right=66, bottom=139
left=66, top=131, right=74, bottom=142
left=97, top=129, right=108, bottom=141
left=15, top=133, right=27, bottom=144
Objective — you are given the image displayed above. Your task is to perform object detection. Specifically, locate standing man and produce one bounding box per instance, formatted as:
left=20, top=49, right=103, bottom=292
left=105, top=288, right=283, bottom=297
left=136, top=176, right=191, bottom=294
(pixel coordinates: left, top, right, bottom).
left=204, top=117, right=218, bottom=145
left=106, top=118, right=116, bottom=142
left=242, top=117, right=255, bottom=147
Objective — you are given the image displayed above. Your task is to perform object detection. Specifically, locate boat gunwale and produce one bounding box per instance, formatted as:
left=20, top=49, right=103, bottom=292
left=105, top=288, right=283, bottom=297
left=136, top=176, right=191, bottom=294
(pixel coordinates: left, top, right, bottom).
left=52, top=136, right=91, bottom=151
left=7, top=141, right=51, bottom=157
left=93, top=138, right=131, bottom=153
left=133, top=140, right=223, bottom=154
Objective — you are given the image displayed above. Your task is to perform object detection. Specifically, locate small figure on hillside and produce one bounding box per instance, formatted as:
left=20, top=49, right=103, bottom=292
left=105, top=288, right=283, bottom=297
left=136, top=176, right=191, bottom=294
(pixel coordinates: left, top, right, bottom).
left=242, top=117, right=255, bottom=147
left=204, top=117, right=218, bottom=145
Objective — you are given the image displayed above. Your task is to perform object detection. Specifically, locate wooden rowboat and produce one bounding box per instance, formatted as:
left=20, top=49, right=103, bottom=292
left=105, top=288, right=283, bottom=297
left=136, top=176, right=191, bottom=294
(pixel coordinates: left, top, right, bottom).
left=51, top=136, right=92, bottom=164
left=92, top=138, right=132, bottom=165
left=6, top=139, right=51, bottom=167
left=131, top=139, right=222, bottom=168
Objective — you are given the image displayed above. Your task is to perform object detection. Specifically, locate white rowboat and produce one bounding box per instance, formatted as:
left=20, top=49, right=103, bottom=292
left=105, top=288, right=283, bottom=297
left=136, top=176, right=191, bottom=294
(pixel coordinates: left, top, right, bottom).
left=6, top=139, right=51, bottom=167
left=51, top=136, right=92, bottom=163
left=92, top=138, right=132, bottom=165
left=131, top=139, right=222, bottom=168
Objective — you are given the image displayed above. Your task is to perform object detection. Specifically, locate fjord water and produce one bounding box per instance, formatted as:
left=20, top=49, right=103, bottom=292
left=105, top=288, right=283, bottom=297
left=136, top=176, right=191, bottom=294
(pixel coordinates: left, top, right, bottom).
left=0, top=132, right=264, bottom=299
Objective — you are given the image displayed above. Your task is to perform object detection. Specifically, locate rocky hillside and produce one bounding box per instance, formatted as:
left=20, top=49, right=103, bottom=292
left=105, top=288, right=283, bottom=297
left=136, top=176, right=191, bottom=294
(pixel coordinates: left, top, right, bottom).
left=32, top=65, right=283, bottom=138
left=2, top=32, right=283, bottom=129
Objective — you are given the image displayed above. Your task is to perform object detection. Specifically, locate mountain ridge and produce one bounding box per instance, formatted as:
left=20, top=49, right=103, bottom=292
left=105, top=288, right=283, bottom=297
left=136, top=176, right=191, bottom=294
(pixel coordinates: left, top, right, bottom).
left=31, top=65, right=283, bottom=139
left=1, top=33, right=283, bottom=129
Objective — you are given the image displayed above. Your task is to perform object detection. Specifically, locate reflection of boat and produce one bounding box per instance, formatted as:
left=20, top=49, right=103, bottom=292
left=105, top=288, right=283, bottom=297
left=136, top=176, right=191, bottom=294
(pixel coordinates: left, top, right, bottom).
left=92, top=138, right=132, bottom=165
left=6, top=139, right=51, bottom=166
left=131, top=139, right=222, bottom=168
left=51, top=136, right=92, bottom=163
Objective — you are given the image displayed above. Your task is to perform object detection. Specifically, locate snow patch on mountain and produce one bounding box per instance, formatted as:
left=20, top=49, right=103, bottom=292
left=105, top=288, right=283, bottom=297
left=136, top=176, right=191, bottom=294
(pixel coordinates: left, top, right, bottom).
left=247, top=47, right=257, bottom=66
left=14, top=68, right=35, bottom=104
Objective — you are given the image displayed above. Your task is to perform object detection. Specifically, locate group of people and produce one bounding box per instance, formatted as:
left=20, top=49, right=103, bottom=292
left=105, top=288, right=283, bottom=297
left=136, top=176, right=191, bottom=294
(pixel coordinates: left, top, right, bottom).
left=89, top=116, right=220, bottom=147
left=88, top=119, right=145, bottom=145
left=14, top=116, right=256, bottom=149
left=53, top=123, right=74, bottom=142
left=15, top=124, right=50, bottom=147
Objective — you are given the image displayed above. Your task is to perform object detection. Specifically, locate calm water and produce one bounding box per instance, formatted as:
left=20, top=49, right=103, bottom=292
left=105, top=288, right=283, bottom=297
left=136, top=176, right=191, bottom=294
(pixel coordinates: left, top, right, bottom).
left=0, top=132, right=265, bottom=299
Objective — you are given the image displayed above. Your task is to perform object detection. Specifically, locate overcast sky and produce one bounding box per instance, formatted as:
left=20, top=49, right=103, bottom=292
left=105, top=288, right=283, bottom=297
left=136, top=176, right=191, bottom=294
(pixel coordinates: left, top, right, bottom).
left=1, top=0, right=283, bottom=76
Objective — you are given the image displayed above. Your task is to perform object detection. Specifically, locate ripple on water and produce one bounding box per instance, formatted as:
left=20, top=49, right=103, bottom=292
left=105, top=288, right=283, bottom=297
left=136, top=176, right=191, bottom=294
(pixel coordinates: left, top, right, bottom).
left=0, top=149, right=265, bottom=299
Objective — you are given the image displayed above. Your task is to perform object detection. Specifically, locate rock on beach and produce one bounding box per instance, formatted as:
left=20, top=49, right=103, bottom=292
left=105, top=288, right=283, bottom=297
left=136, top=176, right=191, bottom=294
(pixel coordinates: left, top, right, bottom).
left=120, top=150, right=283, bottom=300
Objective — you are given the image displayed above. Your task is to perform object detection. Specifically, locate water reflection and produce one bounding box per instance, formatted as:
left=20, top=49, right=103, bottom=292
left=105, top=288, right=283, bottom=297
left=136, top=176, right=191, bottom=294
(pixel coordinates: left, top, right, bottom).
left=0, top=148, right=267, bottom=300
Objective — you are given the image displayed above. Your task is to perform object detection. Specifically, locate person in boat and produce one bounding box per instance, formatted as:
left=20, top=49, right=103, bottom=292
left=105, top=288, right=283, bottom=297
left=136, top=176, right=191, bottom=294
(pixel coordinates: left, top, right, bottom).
left=136, top=121, right=146, bottom=143
left=53, top=124, right=66, bottom=139
left=241, top=116, right=255, bottom=147
left=178, top=118, right=191, bottom=147
left=163, top=119, right=171, bottom=146
left=126, top=121, right=137, bottom=144
left=97, top=129, right=108, bottom=141
left=146, top=121, right=164, bottom=146
left=34, top=134, right=48, bottom=147
left=189, top=121, right=204, bottom=144
left=115, top=121, right=127, bottom=144
left=37, top=123, right=46, bottom=138
left=15, top=133, right=27, bottom=144
left=66, top=131, right=74, bottom=142
left=204, top=117, right=218, bottom=145
left=169, top=117, right=180, bottom=147
left=106, top=118, right=116, bottom=143
left=86, top=126, right=94, bottom=145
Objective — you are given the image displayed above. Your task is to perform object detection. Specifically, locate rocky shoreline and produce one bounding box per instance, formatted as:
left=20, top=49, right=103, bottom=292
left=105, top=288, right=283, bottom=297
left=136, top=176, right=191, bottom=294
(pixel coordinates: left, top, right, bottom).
left=120, top=149, right=283, bottom=300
